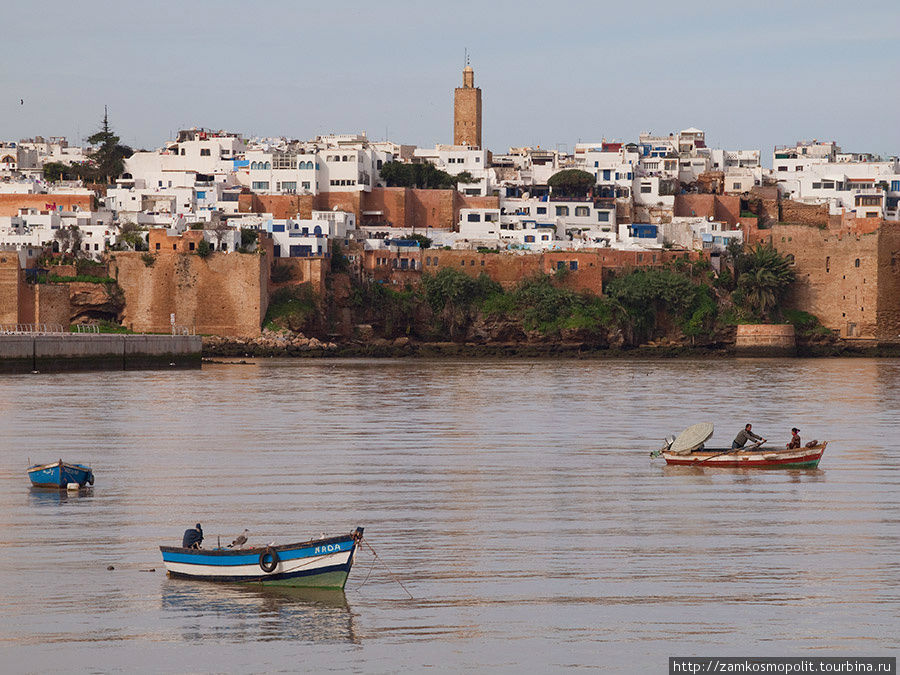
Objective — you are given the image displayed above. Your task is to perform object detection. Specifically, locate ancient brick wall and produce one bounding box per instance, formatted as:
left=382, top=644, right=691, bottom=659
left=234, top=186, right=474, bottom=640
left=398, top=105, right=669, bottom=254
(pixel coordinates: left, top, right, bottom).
left=0, top=255, right=21, bottom=324
left=239, top=193, right=314, bottom=219
left=734, top=324, right=796, bottom=354
left=360, top=188, right=408, bottom=226
left=408, top=190, right=455, bottom=230
left=780, top=199, right=829, bottom=227
left=33, top=284, right=71, bottom=327
left=111, top=251, right=269, bottom=337
left=768, top=224, right=879, bottom=339
left=313, top=191, right=361, bottom=218
left=0, top=193, right=93, bottom=217
left=271, top=257, right=327, bottom=294
left=876, top=223, right=900, bottom=342
left=673, top=194, right=741, bottom=225
left=238, top=188, right=498, bottom=231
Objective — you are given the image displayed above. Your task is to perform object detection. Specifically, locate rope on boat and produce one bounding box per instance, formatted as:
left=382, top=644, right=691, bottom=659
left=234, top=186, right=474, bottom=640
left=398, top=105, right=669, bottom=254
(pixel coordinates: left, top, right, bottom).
left=353, top=553, right=378, bottom=592
left=363, top=539, right=414, bottom=600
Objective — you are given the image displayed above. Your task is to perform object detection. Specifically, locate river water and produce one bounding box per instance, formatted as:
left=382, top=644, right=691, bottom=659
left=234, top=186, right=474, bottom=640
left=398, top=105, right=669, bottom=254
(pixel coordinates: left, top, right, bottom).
left=0, top=358, right=897, bottom=672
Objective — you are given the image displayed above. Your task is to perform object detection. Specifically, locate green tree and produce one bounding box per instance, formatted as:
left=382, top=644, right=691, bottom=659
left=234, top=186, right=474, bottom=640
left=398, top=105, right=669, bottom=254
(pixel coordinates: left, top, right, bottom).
left=406, top=233, right=432, bottom=249
left=118, top=221, right=147, bottom=251
left=85, top=107, right=133, bottom=184
left=196, top=239, right=212, bottom=258
left=547, top=169, right=595, bottom=198
left=42, top=162, right=77, bottom=182
left=379, top=161, right=458, bottom=189
left=240, top=228, right=258, bottom=251
left=422, top=267, right=501, bottom=339
left=733, top=243, right=795, bottom=320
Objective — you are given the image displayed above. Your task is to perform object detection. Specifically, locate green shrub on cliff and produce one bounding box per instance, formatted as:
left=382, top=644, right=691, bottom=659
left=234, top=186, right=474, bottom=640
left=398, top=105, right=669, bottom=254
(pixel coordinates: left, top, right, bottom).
left=422, top=268, right=501, bottom=339
left=511, top=275, right=614, bottom=335
left=783, top=309, right=831, bottom=337
left=264, top=284, right=319, bottom=332
left=606, top=268, right=715, bottom=342
left=196, top=240, right=212, bottom=258
left=349, top=281, right=417, bottom=337
left=422, top=268, right=500, bottom=313
left=270, top=262, right=296, bottom=283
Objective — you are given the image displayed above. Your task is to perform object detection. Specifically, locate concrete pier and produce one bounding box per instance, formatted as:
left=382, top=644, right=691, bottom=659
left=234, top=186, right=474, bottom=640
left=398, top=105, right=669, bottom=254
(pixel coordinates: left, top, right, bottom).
left=0, top=334, right=202, bottom=373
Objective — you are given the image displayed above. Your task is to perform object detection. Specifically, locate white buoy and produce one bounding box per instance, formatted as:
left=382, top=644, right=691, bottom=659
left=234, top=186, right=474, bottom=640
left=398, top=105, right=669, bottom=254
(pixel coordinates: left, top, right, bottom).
left=67, top=482, right=80, bottom=491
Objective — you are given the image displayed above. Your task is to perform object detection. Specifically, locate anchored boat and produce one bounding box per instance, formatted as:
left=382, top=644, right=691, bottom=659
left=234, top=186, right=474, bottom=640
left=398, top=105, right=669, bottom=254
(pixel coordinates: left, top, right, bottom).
left=654, top=423, right=827, bottom=469
left=160, top=527, right=364, bottom=589
left=27, top=460, right=94, bottom=488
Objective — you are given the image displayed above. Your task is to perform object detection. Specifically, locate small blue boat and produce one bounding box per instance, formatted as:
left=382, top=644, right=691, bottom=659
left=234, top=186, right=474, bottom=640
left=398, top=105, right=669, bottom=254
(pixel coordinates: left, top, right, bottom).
left=160, top=527, right=364, bottom=589
left=27, top=459, right=94, bottom=488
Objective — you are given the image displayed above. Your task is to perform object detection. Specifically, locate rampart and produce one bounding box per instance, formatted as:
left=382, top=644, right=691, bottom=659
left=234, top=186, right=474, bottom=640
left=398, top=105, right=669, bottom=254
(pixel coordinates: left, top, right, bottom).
left=110, top=250, right=269, bottom=337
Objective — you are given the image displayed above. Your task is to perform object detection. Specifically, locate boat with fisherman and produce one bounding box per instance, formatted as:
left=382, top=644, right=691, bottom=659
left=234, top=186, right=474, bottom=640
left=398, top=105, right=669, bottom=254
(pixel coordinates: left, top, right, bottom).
left=160, top=526, right=365, bottom=589
left=27, top=459, right=94, bottom=488
left=652, top=422, right=827, bottom=469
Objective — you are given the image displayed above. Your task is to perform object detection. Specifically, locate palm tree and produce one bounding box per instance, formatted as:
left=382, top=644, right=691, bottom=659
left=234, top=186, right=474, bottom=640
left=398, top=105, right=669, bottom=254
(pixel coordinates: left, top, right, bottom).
left=735, top=243, right=795, bottom=320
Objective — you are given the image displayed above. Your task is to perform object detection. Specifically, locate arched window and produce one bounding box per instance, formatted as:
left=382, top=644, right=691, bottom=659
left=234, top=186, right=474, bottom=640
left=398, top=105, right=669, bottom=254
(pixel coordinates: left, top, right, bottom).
left=313, top=225, right=322, bottom=235
left=264, top=162, right=271, bottom=170
left=250, top=162, right=257, bottom=170
left=342, top=155, right=348, bottom=162
left=785, top=253, right=795, bottom=265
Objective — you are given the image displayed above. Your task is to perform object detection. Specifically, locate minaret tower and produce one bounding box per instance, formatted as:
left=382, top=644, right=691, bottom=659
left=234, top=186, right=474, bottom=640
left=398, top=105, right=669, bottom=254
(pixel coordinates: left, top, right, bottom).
left=453, top=56, right=482, bottom=148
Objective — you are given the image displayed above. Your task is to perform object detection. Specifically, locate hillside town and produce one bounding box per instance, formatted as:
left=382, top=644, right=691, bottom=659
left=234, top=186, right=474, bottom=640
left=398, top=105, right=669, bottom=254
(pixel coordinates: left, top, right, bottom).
left=2, top=64, right=900, bottom=348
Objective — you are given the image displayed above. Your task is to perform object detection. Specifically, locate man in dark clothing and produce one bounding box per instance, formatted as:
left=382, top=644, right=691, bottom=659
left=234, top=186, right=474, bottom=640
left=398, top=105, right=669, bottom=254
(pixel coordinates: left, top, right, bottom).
left=182, top=523, right=203, bottom=549
left=786, top=428, right=801, bottom=449
left=732, top=424, right=766, bottom=449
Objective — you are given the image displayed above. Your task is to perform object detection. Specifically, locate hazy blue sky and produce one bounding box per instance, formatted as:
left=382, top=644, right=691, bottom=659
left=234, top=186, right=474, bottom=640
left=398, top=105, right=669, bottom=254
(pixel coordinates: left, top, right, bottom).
left=2, top=1, right=897, bottom=161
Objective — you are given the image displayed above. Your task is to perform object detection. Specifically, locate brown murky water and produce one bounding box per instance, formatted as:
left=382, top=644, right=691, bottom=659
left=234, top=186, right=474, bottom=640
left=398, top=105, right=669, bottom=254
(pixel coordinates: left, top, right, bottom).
left=0, top=358, right=898, bottom=671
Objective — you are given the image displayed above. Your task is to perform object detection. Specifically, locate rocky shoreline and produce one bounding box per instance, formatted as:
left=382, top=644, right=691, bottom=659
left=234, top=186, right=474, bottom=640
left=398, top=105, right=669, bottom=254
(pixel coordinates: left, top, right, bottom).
left=201, top=328, right=900, bottom=359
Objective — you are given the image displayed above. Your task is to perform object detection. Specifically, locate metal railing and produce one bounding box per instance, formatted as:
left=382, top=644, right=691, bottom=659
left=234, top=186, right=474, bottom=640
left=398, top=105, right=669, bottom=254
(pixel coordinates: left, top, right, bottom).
left=0, top=323, right=66, bottom=334
left=172, top=326, right=196, bottom=335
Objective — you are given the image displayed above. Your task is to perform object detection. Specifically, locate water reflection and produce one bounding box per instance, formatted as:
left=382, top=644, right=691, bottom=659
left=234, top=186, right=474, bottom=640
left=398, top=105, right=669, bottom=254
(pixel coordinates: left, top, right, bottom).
left=27, top=486, right=94, bottom=506
left=1, top=357, right=898, bottom=670
left=160, top=580, right=358, bottom=644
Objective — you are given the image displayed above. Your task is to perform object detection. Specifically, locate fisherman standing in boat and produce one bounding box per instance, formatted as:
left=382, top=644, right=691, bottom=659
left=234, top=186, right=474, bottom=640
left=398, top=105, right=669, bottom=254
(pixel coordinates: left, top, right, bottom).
left=732, top=424, right=766, bottom=450
left=182, top=523, right=204, bottom=549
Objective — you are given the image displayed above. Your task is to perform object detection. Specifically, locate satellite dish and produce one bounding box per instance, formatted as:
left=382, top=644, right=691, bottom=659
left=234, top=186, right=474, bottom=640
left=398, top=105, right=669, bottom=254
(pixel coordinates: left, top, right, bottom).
left=668, top=422, right=714, bottom=455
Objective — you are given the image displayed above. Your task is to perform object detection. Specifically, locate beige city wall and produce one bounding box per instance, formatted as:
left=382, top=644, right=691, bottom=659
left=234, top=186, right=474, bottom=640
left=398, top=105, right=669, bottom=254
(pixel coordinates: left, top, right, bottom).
left=110, top=251, right=270, bottom=337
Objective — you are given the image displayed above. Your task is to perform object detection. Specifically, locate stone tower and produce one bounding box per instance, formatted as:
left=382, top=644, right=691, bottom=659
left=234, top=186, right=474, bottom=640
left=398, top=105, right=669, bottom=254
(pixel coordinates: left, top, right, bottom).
left=454, top=64, right=482, bottom=148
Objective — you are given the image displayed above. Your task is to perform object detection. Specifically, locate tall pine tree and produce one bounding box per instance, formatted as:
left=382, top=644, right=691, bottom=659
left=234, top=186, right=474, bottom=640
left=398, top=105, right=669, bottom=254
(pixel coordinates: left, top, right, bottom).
left=86, top=106, right=132, bottom=184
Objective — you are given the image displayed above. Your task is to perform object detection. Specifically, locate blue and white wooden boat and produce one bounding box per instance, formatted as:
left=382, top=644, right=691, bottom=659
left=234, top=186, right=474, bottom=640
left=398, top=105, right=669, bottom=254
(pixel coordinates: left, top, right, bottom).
left=160, top=527, right=364, bottom=589
left=27, top=459, right=94, bottom=488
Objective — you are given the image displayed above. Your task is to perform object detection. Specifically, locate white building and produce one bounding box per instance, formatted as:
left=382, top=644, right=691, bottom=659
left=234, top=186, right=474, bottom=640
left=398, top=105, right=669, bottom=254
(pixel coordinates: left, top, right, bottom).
left=0, top=208, right=116, bottom=259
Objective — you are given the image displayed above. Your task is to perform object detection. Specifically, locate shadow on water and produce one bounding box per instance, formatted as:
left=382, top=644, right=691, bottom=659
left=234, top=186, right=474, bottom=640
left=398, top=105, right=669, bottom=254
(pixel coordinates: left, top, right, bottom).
left=660, top=465, right=826, bottom=481
left=160, top=579, right=358, bottom=644
left=27, top=486, right=94, bottom=505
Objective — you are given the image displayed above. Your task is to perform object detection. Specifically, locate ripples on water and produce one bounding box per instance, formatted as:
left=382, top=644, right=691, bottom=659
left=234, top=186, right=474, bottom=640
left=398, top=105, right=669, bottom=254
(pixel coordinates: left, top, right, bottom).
left=0, top=358, right=897, bottom=671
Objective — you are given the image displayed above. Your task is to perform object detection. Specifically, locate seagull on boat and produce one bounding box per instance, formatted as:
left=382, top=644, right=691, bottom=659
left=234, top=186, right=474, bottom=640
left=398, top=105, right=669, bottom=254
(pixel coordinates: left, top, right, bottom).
left=228, top=529, right=249, bottom=548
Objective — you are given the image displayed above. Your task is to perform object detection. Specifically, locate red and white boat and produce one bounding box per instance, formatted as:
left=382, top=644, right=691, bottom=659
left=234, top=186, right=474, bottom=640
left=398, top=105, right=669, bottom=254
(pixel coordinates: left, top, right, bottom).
left=654, top=423, right=827, bottom=469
